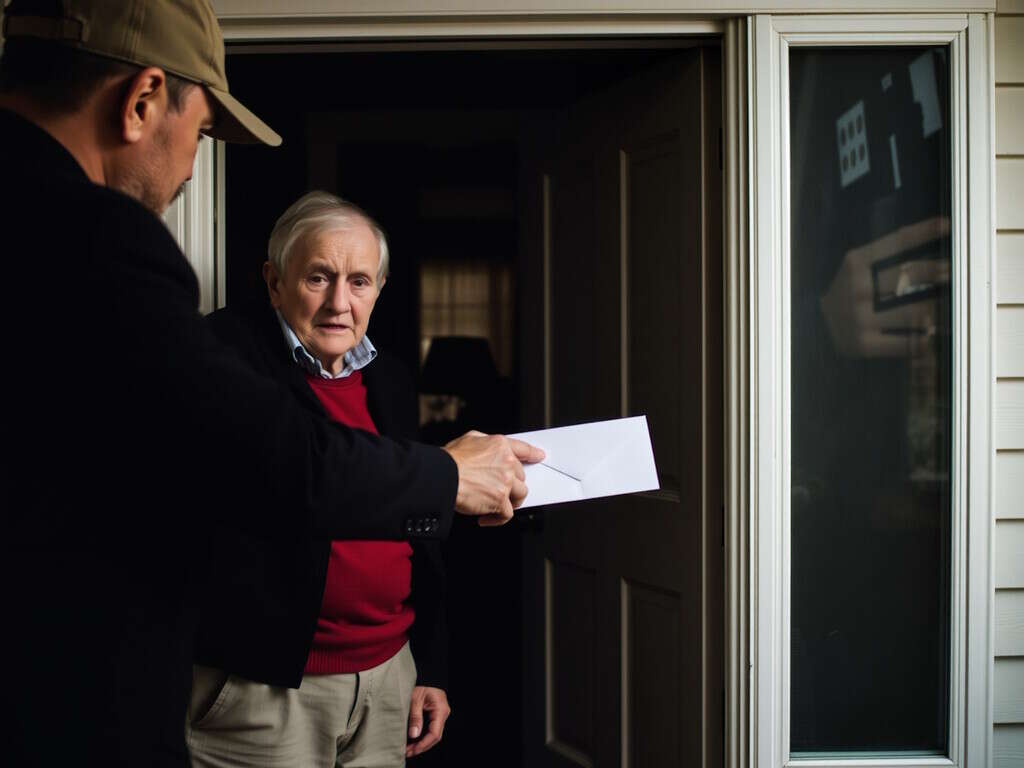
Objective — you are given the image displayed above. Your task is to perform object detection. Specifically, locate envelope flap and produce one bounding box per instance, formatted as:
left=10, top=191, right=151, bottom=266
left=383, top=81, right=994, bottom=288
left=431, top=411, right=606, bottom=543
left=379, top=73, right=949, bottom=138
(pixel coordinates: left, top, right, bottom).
left=512, top=419, right=624, bottom=479
left=580, top=425, right=659, bottom=497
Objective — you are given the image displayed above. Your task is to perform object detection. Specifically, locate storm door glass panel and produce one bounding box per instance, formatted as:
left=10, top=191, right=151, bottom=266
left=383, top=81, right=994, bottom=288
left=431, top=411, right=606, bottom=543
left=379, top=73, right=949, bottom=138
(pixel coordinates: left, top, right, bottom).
left=789, top=47, right=952, bottom=757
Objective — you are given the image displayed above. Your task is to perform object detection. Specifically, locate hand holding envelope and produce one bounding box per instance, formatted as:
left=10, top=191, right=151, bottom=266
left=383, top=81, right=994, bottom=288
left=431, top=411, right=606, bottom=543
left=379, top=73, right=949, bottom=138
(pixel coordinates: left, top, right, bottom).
left=509, top=416, right=659, bottom=508
left=442, top=431, right=546, bottom=525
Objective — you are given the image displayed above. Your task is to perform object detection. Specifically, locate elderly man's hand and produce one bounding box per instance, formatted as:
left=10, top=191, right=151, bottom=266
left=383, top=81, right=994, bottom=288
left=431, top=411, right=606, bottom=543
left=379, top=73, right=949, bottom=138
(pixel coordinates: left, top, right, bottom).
left=442, top=431, right=545, bottom=526
left=406, top=686, right=451, bottom=758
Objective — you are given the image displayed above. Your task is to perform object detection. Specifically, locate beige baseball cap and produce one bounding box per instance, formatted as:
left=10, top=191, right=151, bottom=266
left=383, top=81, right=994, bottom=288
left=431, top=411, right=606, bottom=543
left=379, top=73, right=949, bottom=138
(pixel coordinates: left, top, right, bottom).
left=2, top=0, right=281, bottom=146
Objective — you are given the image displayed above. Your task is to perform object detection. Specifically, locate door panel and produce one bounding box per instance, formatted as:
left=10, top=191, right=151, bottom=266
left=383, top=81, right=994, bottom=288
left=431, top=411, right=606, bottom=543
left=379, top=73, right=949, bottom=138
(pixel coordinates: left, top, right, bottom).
left=550, top=149, right=620, bottom=426
left=626, top=581, right=683, bottom=767
left=627, top=137, right=688, bottom=492
left=548, top=560, right=598, bottom=762
left=523, top=46, right=721, bottom=768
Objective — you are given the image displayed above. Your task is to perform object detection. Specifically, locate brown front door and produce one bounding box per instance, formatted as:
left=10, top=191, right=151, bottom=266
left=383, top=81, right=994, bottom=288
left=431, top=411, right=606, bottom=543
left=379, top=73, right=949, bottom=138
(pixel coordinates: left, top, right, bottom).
left=520, top=45, right=723, bottom=768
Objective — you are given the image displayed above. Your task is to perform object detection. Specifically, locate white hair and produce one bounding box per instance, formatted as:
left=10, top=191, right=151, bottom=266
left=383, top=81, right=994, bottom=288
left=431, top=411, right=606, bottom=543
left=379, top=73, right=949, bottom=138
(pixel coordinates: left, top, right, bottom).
left=266, top=190, right=390, bottom=283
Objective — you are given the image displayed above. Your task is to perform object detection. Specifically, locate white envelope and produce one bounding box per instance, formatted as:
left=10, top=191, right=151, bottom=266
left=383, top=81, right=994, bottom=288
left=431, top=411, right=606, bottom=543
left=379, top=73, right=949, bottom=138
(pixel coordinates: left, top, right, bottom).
left=509, top=415, right=659, bottom=509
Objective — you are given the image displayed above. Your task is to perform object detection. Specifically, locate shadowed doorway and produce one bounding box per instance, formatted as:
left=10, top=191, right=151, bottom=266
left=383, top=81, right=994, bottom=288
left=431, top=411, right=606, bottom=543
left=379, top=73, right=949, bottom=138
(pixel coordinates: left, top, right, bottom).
left=222, top=41, right=722, bottom=768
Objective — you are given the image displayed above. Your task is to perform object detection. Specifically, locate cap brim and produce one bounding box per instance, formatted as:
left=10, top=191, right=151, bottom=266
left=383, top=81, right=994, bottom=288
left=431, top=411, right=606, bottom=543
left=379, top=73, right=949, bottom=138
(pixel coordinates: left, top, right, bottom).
left=204, top=86, right=282, bottom=147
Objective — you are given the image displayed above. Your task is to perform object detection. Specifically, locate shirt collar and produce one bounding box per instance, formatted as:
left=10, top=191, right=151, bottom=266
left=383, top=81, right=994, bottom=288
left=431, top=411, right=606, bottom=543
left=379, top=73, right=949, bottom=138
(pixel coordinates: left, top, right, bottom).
left=274, top=310, right=376, bottom=380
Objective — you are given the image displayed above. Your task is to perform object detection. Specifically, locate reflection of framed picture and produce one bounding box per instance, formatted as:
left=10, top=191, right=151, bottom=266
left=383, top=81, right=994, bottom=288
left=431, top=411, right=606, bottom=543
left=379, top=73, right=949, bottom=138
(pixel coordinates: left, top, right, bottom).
left=870, top=240, right=950, bottom=313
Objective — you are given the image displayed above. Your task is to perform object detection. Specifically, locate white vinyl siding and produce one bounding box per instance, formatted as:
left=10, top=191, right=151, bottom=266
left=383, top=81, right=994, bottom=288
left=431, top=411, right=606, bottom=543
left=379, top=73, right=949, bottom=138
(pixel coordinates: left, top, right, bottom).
left=996, top=521, right=1024, bottom=587
left=995, top=4, right=1024, bottom=764
left=996, top=724, right=1024, bottom=768
left=997, top=159, right=1024, bottom=228
left=995, top=16, right=1024, bottom=81
left=997, top=451, right=1024, bottom=518
left=999, top=234, right=1024, bottom=301
left=996, top=88, right=1024, bottom=153
left=997, top=381, right=1024, bottom=449
left=995, top=657, right=1024, bottom=722
left=999, top=307, right=1024, bottom=376
left=996, top=591, right=1024, bottom=656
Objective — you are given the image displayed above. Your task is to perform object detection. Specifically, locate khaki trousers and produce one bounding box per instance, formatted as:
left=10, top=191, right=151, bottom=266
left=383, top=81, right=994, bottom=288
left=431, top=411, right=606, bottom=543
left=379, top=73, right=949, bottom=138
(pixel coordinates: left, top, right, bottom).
left=187, top=643, right=417, bottom=768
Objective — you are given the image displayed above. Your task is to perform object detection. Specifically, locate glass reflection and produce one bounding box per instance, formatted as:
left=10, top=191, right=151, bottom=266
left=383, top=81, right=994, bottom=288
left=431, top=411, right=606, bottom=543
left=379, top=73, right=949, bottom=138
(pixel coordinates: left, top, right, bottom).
left=789, top=47, right=952, bottom=756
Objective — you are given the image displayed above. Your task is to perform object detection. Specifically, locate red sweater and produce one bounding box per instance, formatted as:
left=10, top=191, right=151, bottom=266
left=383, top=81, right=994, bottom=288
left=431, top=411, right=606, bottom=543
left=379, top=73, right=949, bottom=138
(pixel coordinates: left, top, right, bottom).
left=303, top=371, right=414, bottom=675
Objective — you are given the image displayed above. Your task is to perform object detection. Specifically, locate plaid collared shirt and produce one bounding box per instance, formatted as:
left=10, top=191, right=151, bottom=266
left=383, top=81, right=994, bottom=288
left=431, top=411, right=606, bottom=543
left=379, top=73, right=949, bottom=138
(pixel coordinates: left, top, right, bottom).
left=275, top=310, right=377, bottom=379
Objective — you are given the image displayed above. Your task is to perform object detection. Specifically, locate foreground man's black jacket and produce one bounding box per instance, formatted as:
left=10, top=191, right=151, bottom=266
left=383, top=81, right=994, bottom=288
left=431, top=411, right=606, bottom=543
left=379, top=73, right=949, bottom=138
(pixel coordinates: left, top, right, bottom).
left=0, top=109, right=457, bottom=767
left=195, top=303, right=448, bottom=692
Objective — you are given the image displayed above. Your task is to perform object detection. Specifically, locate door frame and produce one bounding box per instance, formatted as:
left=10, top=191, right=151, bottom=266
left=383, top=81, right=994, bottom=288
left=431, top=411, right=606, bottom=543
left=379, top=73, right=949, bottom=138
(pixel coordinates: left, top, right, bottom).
left=187, top=16, right=741, bottom=768
left=176, top=10, right=749, bottom=768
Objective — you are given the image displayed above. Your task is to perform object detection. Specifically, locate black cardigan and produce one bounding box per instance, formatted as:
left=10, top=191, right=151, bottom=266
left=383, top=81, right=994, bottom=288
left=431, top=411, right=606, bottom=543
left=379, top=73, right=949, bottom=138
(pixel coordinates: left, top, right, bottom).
left=194, top=303, right=448, bottom=689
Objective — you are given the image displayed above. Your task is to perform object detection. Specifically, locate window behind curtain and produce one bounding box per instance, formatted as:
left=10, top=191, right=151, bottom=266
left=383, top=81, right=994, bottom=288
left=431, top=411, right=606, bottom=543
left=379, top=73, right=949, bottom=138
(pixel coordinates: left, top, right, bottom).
left=419, top=260, right=514, bottom=377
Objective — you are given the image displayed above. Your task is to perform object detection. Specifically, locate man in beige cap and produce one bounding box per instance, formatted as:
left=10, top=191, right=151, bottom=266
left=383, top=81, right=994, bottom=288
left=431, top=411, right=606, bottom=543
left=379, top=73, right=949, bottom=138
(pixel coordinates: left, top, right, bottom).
left=0, top=2, right=541, bottom=766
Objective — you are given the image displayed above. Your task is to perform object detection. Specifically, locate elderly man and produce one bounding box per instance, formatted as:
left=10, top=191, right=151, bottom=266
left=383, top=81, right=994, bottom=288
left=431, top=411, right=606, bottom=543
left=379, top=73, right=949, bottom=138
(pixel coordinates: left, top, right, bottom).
left=189, top=192, right=451, bottom=766
left=0, top=1, right=540, bottom=766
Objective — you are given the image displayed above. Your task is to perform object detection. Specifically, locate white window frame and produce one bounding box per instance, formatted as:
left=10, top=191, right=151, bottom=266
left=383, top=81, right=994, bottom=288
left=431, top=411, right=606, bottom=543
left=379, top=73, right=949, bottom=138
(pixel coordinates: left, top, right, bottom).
left=749, top=13, right=994, bottom=768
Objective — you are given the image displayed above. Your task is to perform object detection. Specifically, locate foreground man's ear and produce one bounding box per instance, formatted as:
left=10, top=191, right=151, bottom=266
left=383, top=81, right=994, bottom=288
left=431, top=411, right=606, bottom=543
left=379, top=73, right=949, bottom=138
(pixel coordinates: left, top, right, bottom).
left=120, top=67, right=168, bottom=144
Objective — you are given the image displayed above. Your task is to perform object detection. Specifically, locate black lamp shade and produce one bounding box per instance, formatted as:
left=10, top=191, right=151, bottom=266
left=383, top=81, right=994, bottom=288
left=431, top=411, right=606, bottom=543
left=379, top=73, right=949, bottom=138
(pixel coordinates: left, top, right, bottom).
left=420, top=336, right=498, bottom=397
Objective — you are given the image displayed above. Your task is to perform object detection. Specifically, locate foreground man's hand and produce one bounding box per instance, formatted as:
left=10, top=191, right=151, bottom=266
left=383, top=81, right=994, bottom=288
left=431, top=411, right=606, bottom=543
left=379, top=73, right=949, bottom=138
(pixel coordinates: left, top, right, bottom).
left=443, top=431, right=545, bottom=526
left=406, top=686, right=451, bottom=758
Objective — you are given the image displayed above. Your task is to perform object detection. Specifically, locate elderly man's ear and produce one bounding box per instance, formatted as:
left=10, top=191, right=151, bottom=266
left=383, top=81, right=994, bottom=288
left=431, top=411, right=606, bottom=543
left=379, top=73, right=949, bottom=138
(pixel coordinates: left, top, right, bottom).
left=263, top=261, right=284, bottom=309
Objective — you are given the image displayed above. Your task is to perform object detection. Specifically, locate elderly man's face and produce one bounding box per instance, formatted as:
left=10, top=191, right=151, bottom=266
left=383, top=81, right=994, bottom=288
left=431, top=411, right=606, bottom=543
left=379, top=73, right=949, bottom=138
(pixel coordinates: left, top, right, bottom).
left=264, top=221, right=383, bottom=376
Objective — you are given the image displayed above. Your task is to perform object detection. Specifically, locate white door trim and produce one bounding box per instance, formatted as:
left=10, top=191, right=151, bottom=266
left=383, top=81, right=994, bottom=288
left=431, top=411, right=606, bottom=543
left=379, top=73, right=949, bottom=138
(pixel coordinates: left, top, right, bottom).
left=723, top=16, right=753, bottom=768
left=963, top=13, right=995, bottom=768
left=748, top=12, right=994, bottom=768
